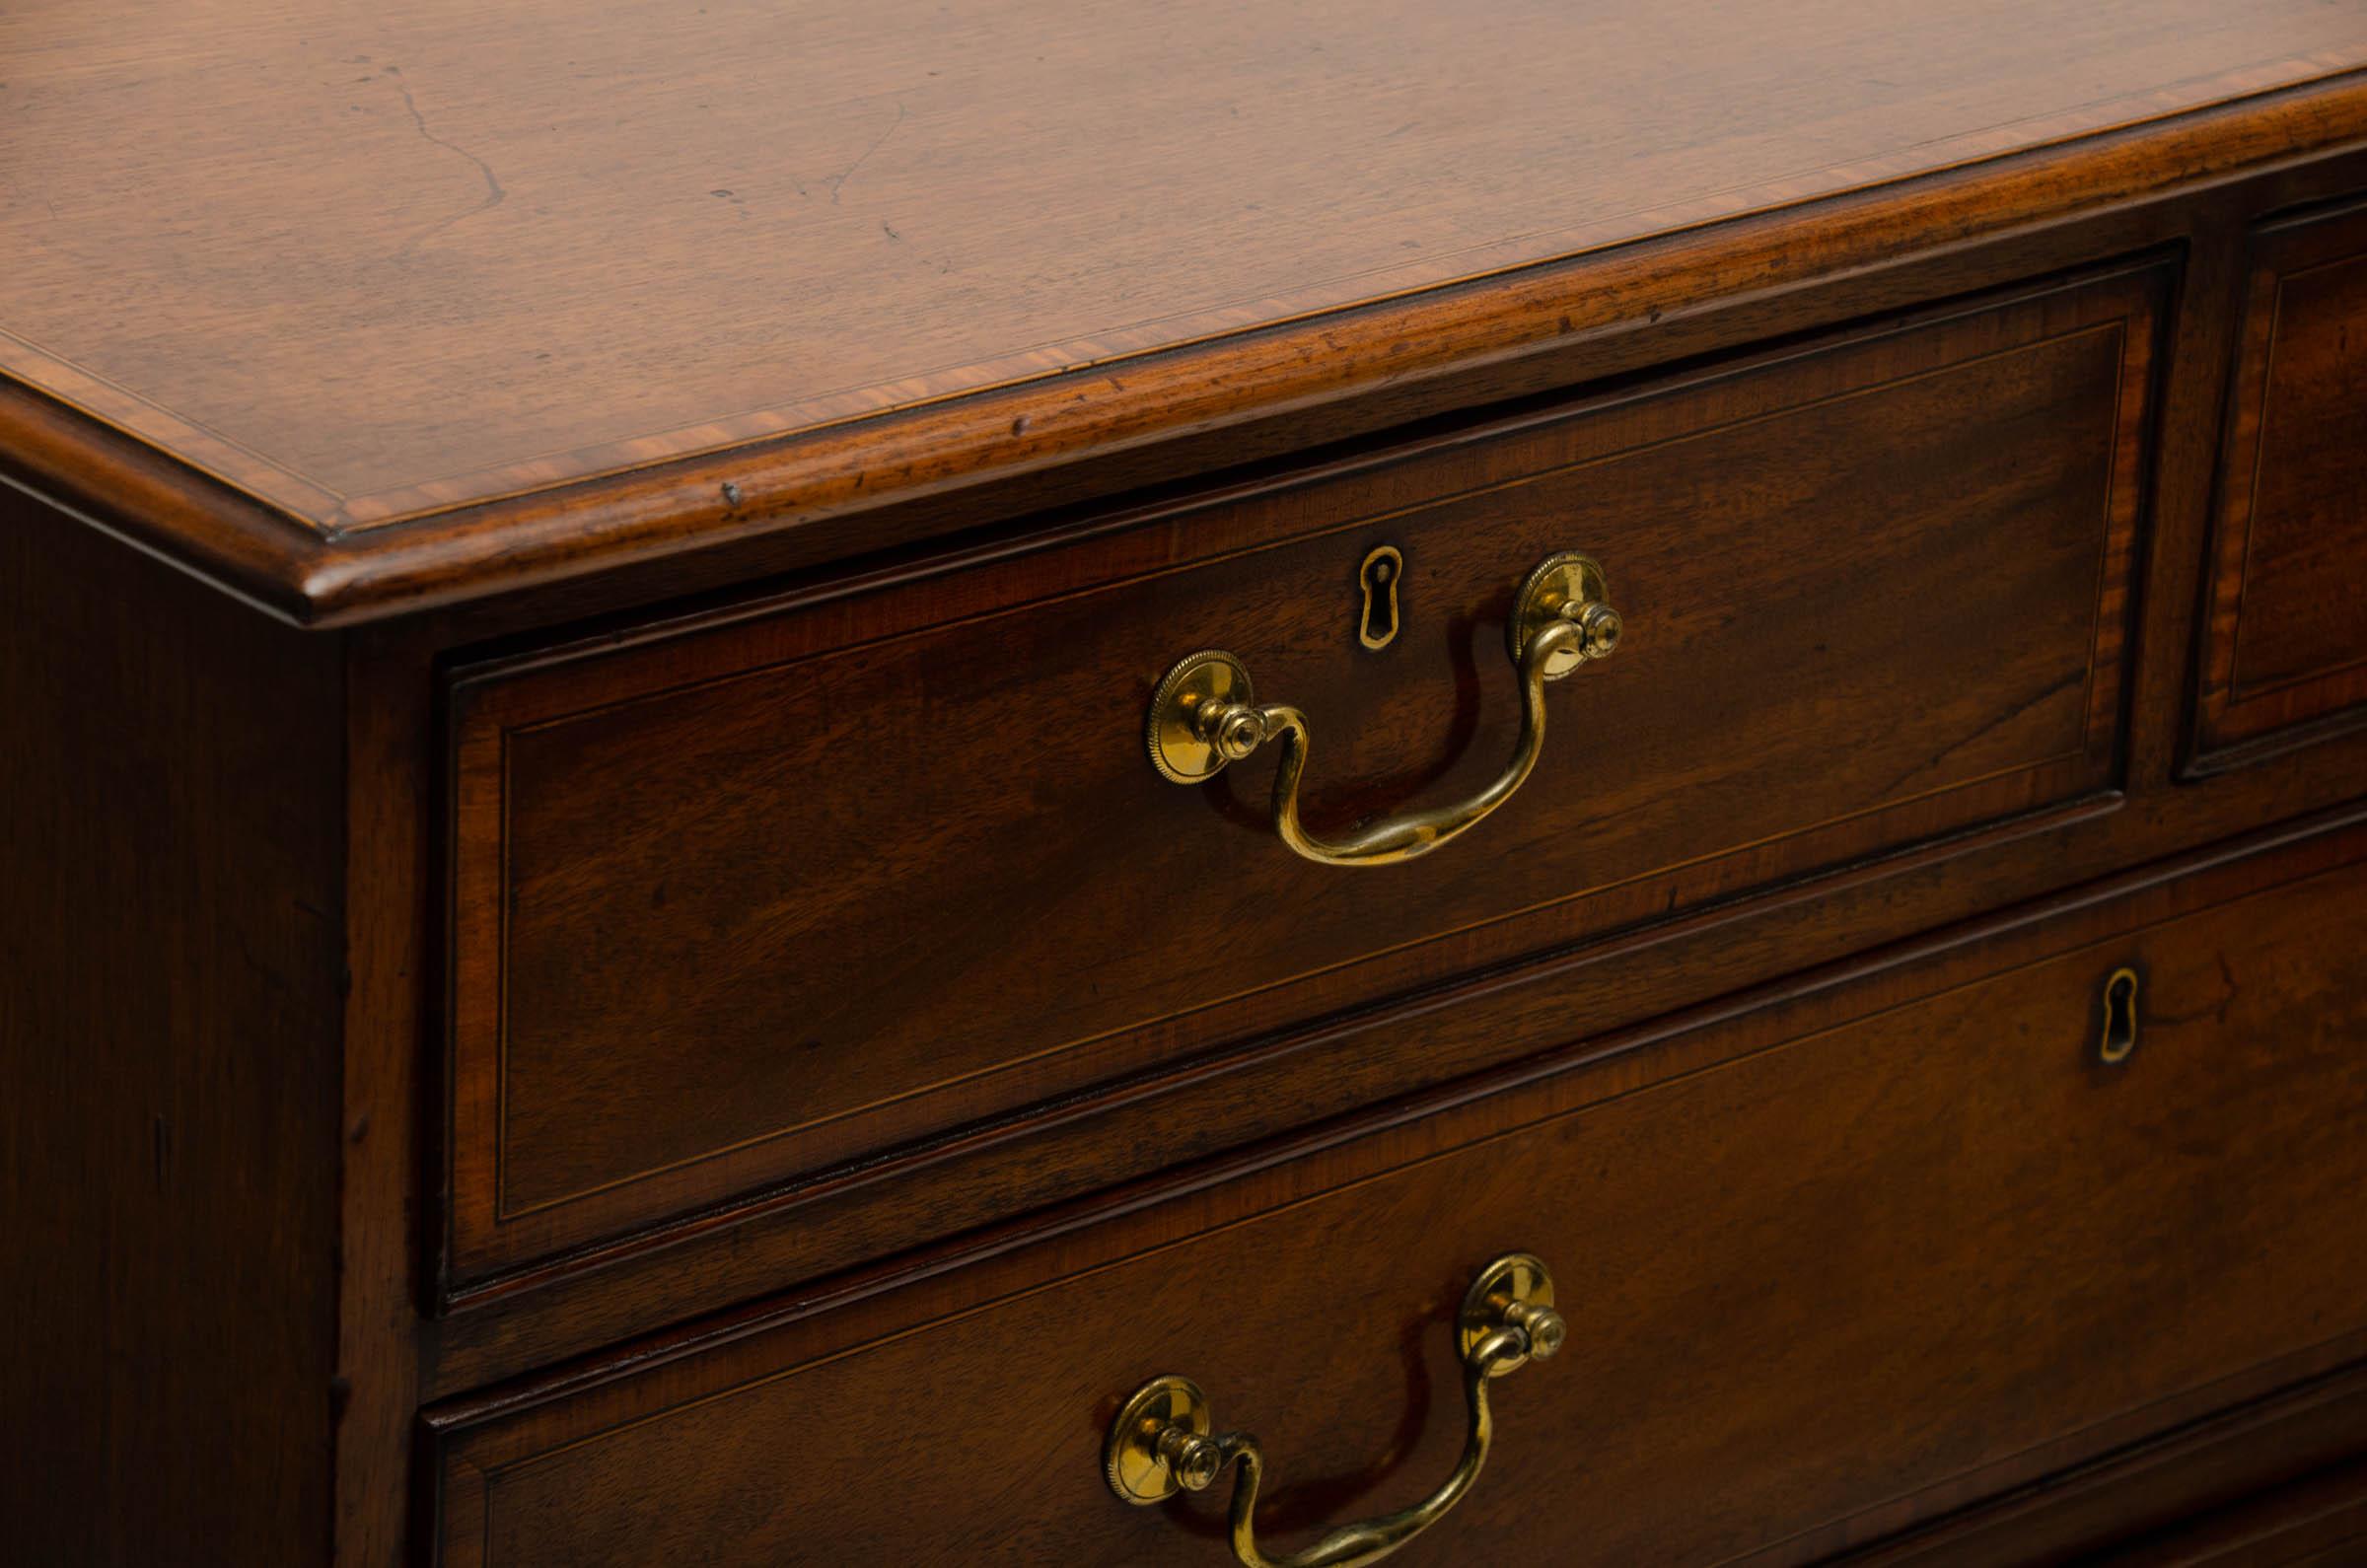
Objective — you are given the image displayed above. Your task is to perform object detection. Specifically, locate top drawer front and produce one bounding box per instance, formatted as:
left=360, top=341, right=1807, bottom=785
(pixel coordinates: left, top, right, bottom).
left=445, top=266, right=2159, bottom=1291
left=2189, top=196, right=2367, bottom=773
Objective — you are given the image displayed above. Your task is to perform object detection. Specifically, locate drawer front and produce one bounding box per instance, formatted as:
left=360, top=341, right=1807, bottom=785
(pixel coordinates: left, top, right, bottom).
left=429, top=822, right=2367, bottom=1566
left=2190, top=196, right=2367, bottom=773
left=445, top=265, right=2160, bottom=1289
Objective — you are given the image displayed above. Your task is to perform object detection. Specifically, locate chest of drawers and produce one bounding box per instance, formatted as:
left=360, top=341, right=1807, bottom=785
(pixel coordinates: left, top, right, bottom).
left=6, top=4, right=2367, bottom=1564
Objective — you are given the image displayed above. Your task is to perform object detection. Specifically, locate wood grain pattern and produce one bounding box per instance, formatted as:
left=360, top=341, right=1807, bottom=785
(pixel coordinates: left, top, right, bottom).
left=2089, top=1455, right=2367, bottom=1567
left=426, top=826, right=2367, bottom=1567
left=0, top=488, right=347, bottom=1562
left=2188, top=195, right=2367, bottom=775
left=439, top=265, right=2158, bottom=1292
left=1, top=10, right=2365, bottom=621
left=330, top=630, right=439, bottom=1568
left=1841, top=1364, right=2367, bottom=1567
left=0, top=0, right=2349, bottom=522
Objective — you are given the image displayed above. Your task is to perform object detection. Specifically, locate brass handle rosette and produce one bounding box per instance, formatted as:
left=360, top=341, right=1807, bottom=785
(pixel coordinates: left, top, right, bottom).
left=1104, top=1252, right=1567, bottom=1567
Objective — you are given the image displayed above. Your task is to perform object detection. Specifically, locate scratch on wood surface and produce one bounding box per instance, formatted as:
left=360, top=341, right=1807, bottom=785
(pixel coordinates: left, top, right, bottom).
left=387, top=65, right=506, bottom=256
left=827, top=102, right=907, bottom=204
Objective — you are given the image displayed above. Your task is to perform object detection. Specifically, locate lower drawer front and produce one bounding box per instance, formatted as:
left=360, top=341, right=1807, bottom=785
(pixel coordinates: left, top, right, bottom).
left=431, top=829, right=2367, bottom=1566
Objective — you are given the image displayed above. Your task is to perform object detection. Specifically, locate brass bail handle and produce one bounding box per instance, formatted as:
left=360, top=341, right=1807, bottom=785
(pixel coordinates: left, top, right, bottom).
left=1146, top=551, right=1623, bottom=867
left=1105, top=1252, right=1568, bottom=1568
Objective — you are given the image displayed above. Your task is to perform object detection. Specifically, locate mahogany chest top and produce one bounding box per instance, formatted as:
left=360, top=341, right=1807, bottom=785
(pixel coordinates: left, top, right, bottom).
left=4, top=0, right=2365, bottom=618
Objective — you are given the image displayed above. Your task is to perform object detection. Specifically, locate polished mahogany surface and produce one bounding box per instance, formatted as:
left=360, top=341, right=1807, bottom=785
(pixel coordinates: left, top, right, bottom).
left=0, top=0, right=2354, bottom=526
left=2189, top=197, right=2367, bottom=773
left=3, top=2, right=2367, bottom=622
left=0, top=489, right=347, bottom=1563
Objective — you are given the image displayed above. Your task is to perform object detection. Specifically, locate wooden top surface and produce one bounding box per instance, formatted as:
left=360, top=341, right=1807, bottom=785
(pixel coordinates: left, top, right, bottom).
left=5, top=1, right=2367, bottom=617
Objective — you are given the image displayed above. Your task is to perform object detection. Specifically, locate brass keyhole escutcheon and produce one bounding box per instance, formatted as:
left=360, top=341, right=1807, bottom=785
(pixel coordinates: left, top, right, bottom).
left=1357, top=544, right=1402, bottom=650
left=2099, top=965, right=2139, bottom=1064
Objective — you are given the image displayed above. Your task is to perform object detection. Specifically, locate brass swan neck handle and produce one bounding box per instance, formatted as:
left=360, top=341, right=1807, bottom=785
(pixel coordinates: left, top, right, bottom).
left=1105, top=1252, right=1568, bottom=1567
left=1146, top=552, right=1621, bottom=867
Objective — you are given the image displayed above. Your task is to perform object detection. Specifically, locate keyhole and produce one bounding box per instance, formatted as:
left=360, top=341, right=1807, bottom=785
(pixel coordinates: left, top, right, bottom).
left=2098, top=966, right=2139, bottom=1065
left=1358, top=545, right=1402, bottom=651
